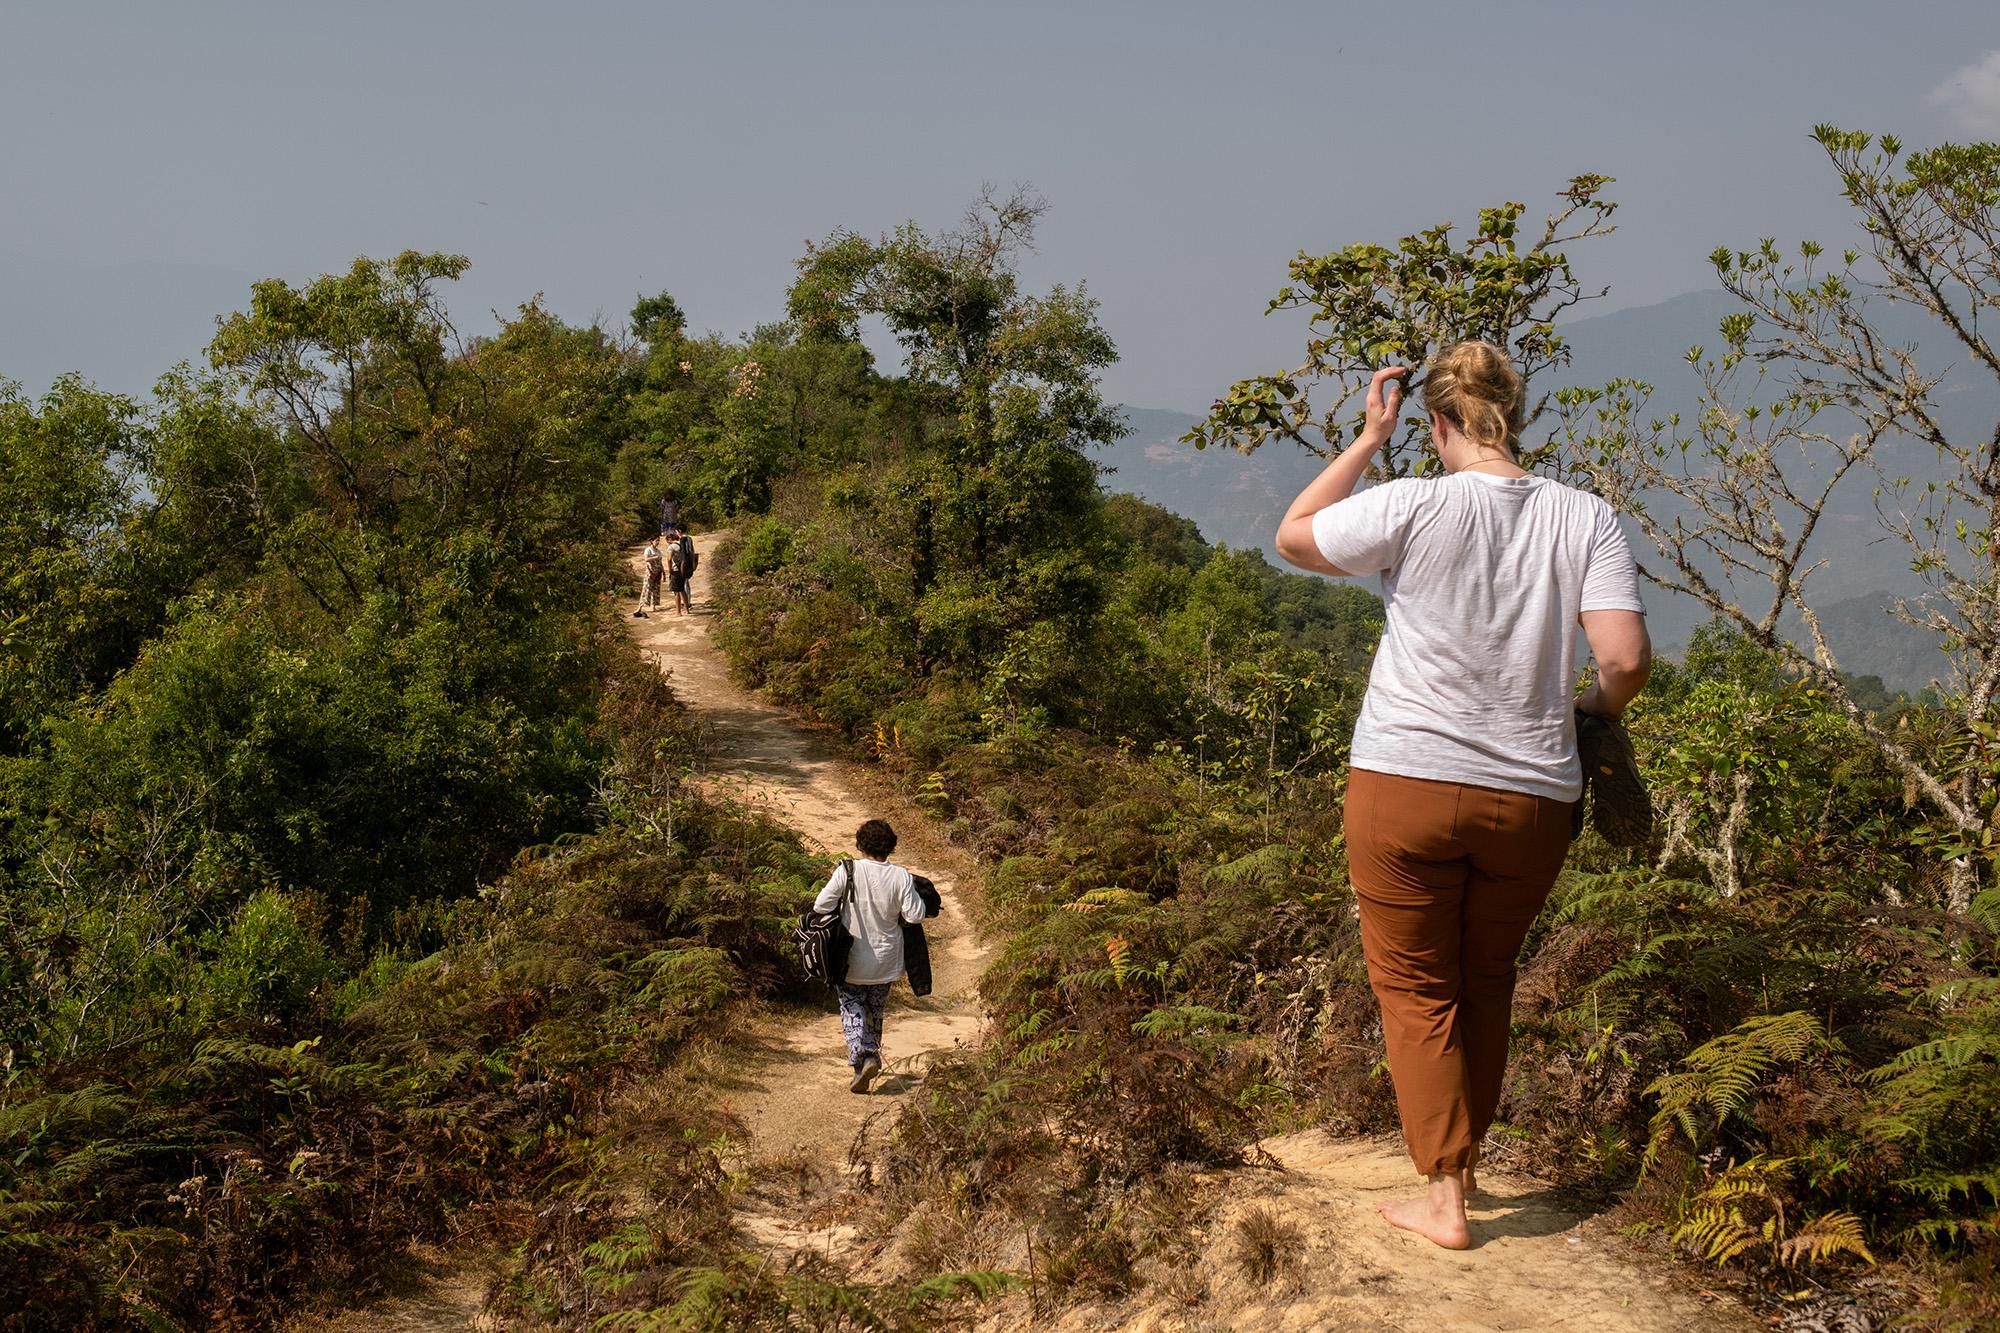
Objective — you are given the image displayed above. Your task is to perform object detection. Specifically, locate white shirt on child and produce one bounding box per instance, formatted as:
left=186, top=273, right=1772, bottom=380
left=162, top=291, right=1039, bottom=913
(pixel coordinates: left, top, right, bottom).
left=812, top=858, right=927, bottom=985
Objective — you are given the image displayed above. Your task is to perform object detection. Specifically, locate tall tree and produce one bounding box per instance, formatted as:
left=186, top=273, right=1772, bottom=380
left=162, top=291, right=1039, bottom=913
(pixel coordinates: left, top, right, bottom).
left=1185, top=178, right=1617, bottom=477
left=0, top=377, right=150, bottom=748
left=787, top=187, right=1127, bottom=672
left=630, top=289, right=687, bottom=344
left=207, top=252, right=621, bottom=614
left=1567, top=127, right=2000, bottom=912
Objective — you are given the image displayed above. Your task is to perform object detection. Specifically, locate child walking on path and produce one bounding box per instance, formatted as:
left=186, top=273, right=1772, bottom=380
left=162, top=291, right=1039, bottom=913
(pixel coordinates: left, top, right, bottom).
left=811, top=819, right=929, bottom=1092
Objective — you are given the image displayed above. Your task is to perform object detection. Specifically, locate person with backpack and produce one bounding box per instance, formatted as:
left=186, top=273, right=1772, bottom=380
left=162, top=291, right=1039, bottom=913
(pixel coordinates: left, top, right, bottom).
left=664, top=527, right=687, bottom=616
left=1273, top=342, right=1651, bottom=1250
left=670, top=526, right=697, bottom=615
left=808, top=819, right=930, bottom=1092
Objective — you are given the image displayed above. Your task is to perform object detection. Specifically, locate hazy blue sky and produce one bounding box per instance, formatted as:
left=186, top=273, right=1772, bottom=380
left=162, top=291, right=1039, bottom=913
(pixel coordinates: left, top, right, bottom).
left=4, top=1, right=1999, bottom=409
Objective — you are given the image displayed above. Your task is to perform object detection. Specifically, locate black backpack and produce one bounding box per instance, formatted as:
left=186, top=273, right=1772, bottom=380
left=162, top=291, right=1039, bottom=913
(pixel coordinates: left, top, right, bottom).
left=794, top=859, right=855, bottom=987
left=682, top=537, right=699, bottom=578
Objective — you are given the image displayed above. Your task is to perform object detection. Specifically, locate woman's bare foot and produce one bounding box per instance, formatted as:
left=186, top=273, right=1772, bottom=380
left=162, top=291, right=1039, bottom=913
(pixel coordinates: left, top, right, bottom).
left=1461, top=1147, right=1480, bottom=1195
left=1380, top=1174, right=1472, bottom=1250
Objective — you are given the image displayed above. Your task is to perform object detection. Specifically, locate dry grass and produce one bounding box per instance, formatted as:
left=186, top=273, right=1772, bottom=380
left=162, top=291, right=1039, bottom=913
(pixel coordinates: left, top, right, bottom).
left=1229, top=1206, right=1304, bottom=1288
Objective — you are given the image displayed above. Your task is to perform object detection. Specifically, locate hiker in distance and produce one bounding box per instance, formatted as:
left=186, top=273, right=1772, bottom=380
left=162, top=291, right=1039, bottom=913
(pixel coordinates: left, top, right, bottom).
left=1273, top=341, right=1651, bottom=1250
left=635, top=536, right=664, bottom=619
left=668, top=525, right=696, bottom=616
left=810, top=819, right=937, bottom=1093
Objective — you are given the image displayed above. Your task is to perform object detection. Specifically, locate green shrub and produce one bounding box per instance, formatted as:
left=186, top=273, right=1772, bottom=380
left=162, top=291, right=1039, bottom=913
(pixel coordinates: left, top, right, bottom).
left=735, top=516, right=796, bottom=575
left=196, top=889, right=339, bottom=1027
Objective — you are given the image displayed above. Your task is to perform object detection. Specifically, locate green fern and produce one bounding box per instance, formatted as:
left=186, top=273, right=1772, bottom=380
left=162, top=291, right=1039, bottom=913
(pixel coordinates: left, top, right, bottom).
left=1013, top=1034, right=1075, bottom=1067
left=1644, top=1010, right=1831, bottom=1174
left=915, top=769, right=952, bottom=817
left=1551, top=870, right=1709, bottom=928
left=580, top=1223, right=657, bottom=1297
left=1204, top=843, right=1306, bottom=892
left=632, top=946, right=735, bottom=1015
left=1865, top=977, right=2000, bottom=1249
left=0, top=1083, right=134, bottom=1147
left=1901, top=1209, right=2000, bottom=1247
left=903, top=1269, right=1021, bottom=1306
left=1072, top=886, right=1149, bottom=909
left=1674, top=1200, right=1773, bottom=1265
left=1007, top=1006, right=1053, bottom=1041
left=1781, top=1211, right=1876, bottom=1267
left=1131, top=1005, right=1244, bottom=1041
left=0, top=1199, right=68, bottom=1226
left=1968, top=883, right=2000, bottom=934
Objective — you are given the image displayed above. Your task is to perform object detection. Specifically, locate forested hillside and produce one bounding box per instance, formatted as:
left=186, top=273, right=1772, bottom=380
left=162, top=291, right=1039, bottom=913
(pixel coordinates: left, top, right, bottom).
left=4, top=130, right=2000, bottom=1331
left=0, top=257, right=839, bottom=1327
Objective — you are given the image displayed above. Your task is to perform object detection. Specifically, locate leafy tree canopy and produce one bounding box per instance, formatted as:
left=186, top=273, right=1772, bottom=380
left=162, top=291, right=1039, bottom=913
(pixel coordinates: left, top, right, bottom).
left=1185, top=176, right=1616, bottom=476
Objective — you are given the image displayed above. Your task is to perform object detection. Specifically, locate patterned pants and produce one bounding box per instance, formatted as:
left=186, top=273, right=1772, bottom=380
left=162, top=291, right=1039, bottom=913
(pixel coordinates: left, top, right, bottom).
left=837, top=983, right=890, bottom=1067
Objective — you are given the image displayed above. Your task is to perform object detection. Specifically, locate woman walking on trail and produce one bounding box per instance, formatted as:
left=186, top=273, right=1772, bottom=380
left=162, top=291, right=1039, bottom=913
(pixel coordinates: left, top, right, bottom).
left=811, top=819, right=929, bottom=1093
left=1273, top=341, right=1652, bottom=1250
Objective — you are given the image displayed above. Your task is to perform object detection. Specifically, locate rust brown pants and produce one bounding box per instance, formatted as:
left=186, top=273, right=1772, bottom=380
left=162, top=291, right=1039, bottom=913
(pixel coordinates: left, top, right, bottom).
left=1344, top=768, right=1575, bottom=1176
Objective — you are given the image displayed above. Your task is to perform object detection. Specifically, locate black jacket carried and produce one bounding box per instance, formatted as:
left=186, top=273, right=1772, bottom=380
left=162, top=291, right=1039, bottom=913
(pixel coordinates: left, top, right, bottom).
left=902, top=874, right=943, bottom=997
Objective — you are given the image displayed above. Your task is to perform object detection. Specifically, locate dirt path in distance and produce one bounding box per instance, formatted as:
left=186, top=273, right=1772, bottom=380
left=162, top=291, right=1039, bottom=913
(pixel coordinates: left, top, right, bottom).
left=624, top=533, right=993, bottom=1257
left=289, top=533, right=992, bottom=1330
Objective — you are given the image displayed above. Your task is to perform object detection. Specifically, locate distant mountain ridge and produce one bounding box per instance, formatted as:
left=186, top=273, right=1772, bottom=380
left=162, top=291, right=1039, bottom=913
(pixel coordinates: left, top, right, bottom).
left=1099, top=289, right=1980, bottom=693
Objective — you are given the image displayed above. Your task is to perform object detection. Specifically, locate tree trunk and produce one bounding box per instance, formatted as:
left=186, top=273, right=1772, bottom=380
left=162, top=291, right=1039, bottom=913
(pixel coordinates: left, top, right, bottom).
left=1948, top=854, right=1976, bottom=917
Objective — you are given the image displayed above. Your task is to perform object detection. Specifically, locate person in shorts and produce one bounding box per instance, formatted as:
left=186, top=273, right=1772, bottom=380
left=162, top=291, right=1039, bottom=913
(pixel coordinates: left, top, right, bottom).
left=665, top=526, right=692, bottom=615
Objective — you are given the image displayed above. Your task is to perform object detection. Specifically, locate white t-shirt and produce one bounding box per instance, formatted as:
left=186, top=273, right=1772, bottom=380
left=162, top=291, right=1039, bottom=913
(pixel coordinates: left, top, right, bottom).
left=1311, top=471, right=1645, bottom=802
left=812, top=858, right=927, bottom=985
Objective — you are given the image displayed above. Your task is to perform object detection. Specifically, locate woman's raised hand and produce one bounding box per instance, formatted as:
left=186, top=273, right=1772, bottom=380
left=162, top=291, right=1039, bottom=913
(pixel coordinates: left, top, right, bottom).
left=1358, top=366, right=1409, bottom=450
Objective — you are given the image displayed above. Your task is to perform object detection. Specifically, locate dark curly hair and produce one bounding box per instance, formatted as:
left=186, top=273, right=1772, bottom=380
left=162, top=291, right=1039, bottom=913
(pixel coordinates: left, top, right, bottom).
left=855, top=819, right=898, bottom=859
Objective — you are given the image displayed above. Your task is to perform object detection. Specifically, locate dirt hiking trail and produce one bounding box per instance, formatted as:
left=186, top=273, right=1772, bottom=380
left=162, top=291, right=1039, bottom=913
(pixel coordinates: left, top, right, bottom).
left=288, top=534, right=992, bottom=1332
left=631, top=536, right=1747, bottom=1331
left=624, top=534, right=992, bottom=1183
left=624, top=533, right=1003, bottom=1272
left=298, top=532, right=1753, bottom=1331
left=990, top=1133, right=1754, bottom=1332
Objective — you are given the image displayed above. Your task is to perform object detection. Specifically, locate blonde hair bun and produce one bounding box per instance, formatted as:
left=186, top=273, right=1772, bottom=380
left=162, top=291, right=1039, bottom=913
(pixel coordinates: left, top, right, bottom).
left=1421, top=340, right=1525, bottom=454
